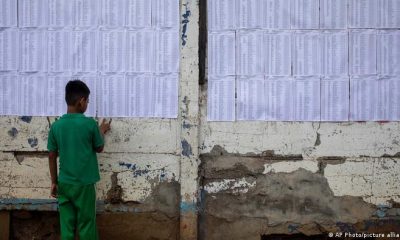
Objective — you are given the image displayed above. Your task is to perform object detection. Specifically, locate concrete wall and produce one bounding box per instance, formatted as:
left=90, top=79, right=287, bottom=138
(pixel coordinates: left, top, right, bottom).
left=1, top=0, right=400, bottom=239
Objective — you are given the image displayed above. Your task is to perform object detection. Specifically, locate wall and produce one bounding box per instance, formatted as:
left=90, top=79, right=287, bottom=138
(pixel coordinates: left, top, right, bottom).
left=1, top=1, right=400, bottom=239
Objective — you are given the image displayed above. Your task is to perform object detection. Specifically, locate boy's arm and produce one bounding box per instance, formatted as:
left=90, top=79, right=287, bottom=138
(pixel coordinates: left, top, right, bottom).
left=48, top=151, right=58, bottom=198
left=94, top=119, right=111, bottom=153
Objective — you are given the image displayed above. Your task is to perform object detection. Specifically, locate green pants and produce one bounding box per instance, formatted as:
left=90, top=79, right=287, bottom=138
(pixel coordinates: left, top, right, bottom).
left=58, top=182, right=98, bottom=240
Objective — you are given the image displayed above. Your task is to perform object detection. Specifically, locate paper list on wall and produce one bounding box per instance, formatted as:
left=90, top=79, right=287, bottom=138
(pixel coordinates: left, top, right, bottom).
left=292, top=31, right=321, bottom=76
left=20, top=31, right=47, bottom=72
left=126, top=30, right=154, bottom=73
left=320, top=0, right=347, bottom=29
left=0, top=75, right=18, bottom=116
left=291, top=0, right=319, bottom=29
left=349, top=0, right=378, bottom=28
left=321, top=31, right=348, bottom=76
left=126, top=74, right=155, bottom=117
left=208, top=32, right=236, bottom=76
left=262, top=0, right=290, bottom=29
left=73, top=0, right=98, bottom=27
left=237, top=0, right=262, bottom=29
left=48, top=31, right=72, bottom=73
left=293, top=77, right=321, bottom=121
left=350, top=76, right=380, bottom=121
left=237, top=30, right=264, bottom=76
left=0, top=30, right=19, bottom=71
left=378, top=0, right=400, bottom=28
left=99, top=31, right=126, bottom=73
left=321, top=77, right=349, bottom=121
left=47, top=75, right=69, bottom=116
left=152, top=0, right=179, bottom=28
left=264, top=77, right=294, bottom=121
left=155, top=31, right=179, bottom=73
left=126, top=0, right=151, bottom=28
left=350, top=30, right=377, bottom=76
left=153, top=74, right=179, bottom=118
left=208, top=0, right=236, bottom=31
left=237, top=77, right=265, bottom=120
left=378, top=30, right=400, bottom=76
left=98, top=75, right=127, bottom=117
left=49, top=0, right=72, bottom=27
left=101, top=0, right=126, bottom=27
left=0, top=0, right=17, bottom=27
left=71, top=31, right=97, bottom=73
left=18, top=0, right=48, bottom=28
left=264, top=31, right=291, bottom=76
left=19, top=75, right=49, bottom=116
left=207, top=77, right=235, bottom=121
left=376, top=77, right=400, bottom=121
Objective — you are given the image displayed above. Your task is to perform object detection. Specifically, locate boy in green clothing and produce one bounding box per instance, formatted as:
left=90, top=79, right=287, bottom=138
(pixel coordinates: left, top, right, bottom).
left=47, top=80, right=111, bottom=240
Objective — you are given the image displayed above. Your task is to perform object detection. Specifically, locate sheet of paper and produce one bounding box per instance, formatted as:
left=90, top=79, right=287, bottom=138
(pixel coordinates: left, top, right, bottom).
left=237, top=0, right=262, bottom=29
left=126, top=74, right=155, bottom=117
left=321, top=77, right=349, bottom=121
left=293, top=77, right=320, bottom=121
left=320, top=0, right=347, bottom=29
left=155, top=30, right=179, bottom=73
left=349, top=0, right=378, bottom=28
left=152, top=0, right=179, bottom=29
left=0, top=0, right=17, bottom=27
left=97, top=74, right=127, bottom=117
left=292, top=31, right=321, bottom=76
left=207, top=77, right=235, bottom=121
left=375, top=77, right=400, bottom=121
left=153, top=74, right=179, bottom=118
left=101, top=0, right=126, bottom=27
left=48, top=31, right=72, bottom=73
left=72, top=0, right=98, bottom=27
left=291, top=0, right=319, bottom=29
left=0, top=74, right=18, bottom=116
left=208, top=32, right=236, bottom=76
left=378, top=0, right=400, bottom=28
left=378, top=30, right=400, bottom=76
left=19, top=74, right=48, bottom=116
left=0, top=29, right=19, bottom=71
left=265, top=77, right=294, bottom=121
left=126, top=0, right=151, bottom=28
left=350, top=30, right=377, bottom=76
left=208, top=0, right=236, bottom=31
left=350, top=76, right=379, bottom=121
left=262, top=0, right=291, bottom=29
left=20, top=31, right=47, bottom=72
left=49, top=0, right=72, bottom=27
left=71, top=31, right=97, bottom=73
left=237, top=30, right=264, bottom=76
left=237, top=77, right=265, bottom=120
left=47, top=75, right=69, bottom=116
left=126, top=30, right=154, bottom=73
left=99, top=31, right=126, bottom=73
left=321, top=31, right=348, bottom=76
left=19, top=0, right=48, bottom=27
left=264, top=30, right=291, bottom=76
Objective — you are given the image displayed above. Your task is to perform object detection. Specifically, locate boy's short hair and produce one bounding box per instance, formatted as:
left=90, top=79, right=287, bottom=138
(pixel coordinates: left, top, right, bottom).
left=65, top=80, right=90, bottom=106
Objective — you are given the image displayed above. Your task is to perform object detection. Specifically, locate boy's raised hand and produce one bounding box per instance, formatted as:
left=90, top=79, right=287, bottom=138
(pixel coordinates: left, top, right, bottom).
left=100, top=118, right=111, bottom=135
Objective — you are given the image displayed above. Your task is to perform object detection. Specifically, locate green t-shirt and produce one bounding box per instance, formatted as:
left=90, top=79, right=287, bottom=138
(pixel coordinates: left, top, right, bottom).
left=47, top=113, right=104, bottom=185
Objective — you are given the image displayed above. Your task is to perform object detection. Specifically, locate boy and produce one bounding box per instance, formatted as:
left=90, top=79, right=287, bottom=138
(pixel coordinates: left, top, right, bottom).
left=47, top=80, right=111, bottom=240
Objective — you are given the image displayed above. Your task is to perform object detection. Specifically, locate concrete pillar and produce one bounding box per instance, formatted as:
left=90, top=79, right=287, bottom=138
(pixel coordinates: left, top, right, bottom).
left=179, top=0, right=200, bottom=239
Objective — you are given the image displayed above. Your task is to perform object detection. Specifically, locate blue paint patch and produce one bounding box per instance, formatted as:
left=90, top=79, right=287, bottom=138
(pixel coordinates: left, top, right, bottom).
left=181, top=139, right=193, bottom=157
left=119, top=162, right=136, bottom=171
left=182, top=121, right=193, bottom=129
left=181, top=3, right=191, bottom=46
left=8, top=127, right=18, bottom=138
left=180, top=201, right=197, bottom=213
left=376, top=204, right=390, bottom=218
left=288, top=224, right=299, bottom=233
left=20, top=116, right=32, bottom=123
left=28, top=137, right=38, bottom=148
left=133, top=169, right=150, bottom=178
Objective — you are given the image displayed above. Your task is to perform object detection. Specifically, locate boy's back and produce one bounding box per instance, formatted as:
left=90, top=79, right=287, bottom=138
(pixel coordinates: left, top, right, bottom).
left=48, top=113, right=103, bottom=185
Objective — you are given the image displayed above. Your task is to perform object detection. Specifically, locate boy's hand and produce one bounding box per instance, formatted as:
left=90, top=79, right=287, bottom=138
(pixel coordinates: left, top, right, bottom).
left=99, top=119, right=111, bottom=135
left=50, top=183, right=57, bottom=198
